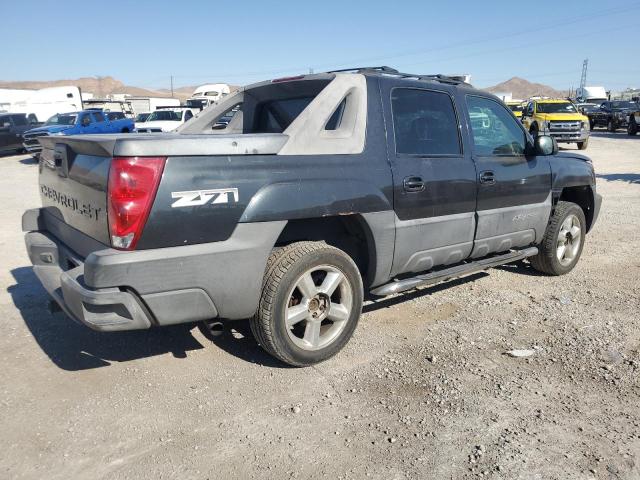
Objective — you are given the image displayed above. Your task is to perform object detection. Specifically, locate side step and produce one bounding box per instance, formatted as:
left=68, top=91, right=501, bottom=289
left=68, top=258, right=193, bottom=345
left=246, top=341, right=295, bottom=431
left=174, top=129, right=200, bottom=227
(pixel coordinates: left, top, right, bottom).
left=370, top=247, right=538, bottom=297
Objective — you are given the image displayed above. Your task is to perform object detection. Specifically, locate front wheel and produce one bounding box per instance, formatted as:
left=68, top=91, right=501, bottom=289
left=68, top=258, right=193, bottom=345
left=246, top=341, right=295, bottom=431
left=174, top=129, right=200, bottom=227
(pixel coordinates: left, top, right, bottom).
left=251, top=242, right=363, bottom=367
left=530, top=201, right=586, bottom=276
left=577, top=138, right=589, bottom=150
left=628, top=118, right=638, bottom=136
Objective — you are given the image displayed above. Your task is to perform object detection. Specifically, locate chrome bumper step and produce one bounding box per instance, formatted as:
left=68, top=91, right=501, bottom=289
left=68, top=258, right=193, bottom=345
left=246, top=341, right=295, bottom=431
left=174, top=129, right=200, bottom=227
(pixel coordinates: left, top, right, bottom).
left=370, top=247, right=539, bottom=297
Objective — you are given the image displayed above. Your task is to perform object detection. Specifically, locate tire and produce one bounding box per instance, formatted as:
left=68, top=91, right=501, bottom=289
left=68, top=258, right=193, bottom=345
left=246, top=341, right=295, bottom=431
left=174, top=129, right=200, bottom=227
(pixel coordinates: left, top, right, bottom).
left=530, top=201, right=586, bottom=276
left=577, top=138, right=589, bottom=150
left=121, top=127, right=130, bottom=133
left=607, top=119, right=616, bottom=132
left=628, top=118, right=638, bottom=136
left=589, top=119, right=595, bottom=130
left=251, top=241, right=363, bottom=367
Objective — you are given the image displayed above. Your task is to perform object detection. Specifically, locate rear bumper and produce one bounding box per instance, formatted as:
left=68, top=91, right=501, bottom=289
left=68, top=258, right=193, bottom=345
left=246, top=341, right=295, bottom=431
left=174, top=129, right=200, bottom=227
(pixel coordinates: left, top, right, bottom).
left=23, top=208, right=286, bottom=331
left=26, top=231, right=154, bottom=331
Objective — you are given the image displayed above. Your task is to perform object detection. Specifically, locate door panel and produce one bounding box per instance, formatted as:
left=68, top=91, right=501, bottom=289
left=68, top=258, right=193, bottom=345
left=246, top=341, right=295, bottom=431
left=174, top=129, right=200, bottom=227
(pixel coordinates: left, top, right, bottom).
left=465, top=95, right=551, bottom=256
left=382, top=84, right=477, bottom=276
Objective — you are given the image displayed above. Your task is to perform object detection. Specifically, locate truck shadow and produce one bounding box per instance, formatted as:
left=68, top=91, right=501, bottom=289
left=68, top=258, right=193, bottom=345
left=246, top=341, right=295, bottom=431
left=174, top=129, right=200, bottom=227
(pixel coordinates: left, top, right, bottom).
left=8, top=267, right=207, bottom=371
left=596, top=173, right=640, bottom=184
left=590, top=131, right=639, bottom=140
left=197, top=322, right=293, bottom=369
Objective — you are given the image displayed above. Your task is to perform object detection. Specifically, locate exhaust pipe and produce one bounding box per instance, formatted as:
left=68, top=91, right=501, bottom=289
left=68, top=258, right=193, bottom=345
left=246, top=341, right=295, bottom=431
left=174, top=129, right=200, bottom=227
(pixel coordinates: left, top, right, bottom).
left=203, top=320, right=224, bottom=337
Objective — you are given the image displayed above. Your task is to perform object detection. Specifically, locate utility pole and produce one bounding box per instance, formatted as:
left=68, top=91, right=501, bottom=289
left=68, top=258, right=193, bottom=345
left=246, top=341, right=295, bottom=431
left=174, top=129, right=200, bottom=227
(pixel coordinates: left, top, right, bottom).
left=579, top=59, right=588, bottom=92
left=170, top=75, right=174, bottom=98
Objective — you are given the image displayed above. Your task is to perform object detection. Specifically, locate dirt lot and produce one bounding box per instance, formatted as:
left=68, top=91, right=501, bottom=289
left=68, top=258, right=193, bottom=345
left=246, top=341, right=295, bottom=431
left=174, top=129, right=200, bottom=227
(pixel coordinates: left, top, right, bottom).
left=0, top=132, right=639, bottom=480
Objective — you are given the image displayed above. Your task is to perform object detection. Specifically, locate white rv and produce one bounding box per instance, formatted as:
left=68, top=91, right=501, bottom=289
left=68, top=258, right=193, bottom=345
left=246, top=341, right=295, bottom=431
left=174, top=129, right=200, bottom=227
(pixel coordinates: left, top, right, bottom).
left=1, top=86, right=83, bottom=123
left=187, top=83, right=231, bottom=109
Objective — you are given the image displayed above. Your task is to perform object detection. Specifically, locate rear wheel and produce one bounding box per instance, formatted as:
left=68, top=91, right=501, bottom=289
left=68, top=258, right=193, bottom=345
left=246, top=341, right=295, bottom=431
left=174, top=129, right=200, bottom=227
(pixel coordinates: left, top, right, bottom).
left=251, top=242, right=363, bottom=367
left=530, top=201, right=586, bottom=276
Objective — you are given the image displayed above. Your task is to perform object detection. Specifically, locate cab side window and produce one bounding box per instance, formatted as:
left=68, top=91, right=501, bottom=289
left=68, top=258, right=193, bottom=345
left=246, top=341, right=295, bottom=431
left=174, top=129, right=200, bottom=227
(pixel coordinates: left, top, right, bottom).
left=184, top=110, right=193, bottom=122
left=12, top=115, right=27, bottom=126
left=92, top=112, right=105, bottom=123
left=81, top=114, right=92, bottom=127
left=466, top=96, right=526, bottom=156
left=391, top=88, right=461, bottom=156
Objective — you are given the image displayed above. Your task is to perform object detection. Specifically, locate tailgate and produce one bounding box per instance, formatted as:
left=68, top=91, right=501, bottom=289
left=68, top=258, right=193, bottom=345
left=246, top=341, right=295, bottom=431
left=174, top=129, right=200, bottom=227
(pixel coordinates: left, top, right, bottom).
left=38, top=136, right=115, bottom=246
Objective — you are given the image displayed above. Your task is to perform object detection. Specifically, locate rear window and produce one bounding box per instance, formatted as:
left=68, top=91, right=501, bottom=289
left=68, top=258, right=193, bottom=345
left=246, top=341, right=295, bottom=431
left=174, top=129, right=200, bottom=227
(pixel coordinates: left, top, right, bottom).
left=254, top=97, right=315, bottom=133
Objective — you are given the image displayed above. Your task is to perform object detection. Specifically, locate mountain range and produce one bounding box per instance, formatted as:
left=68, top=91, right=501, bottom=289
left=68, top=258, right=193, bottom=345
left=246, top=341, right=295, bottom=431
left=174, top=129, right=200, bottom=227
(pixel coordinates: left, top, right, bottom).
left=0, top=75, right=569, bottom=102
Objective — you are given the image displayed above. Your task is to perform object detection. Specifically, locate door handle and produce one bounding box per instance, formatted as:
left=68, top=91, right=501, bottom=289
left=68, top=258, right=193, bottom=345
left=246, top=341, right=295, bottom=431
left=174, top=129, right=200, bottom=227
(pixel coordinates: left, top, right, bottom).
left=479, top=170, right=495, bottom=184
left=403, top=176, right=425, bottom=192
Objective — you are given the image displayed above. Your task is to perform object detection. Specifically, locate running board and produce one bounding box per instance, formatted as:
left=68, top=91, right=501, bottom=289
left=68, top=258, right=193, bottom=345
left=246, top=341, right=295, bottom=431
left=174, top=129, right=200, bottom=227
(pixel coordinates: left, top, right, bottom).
left=370, top=247, right=538, bottom=297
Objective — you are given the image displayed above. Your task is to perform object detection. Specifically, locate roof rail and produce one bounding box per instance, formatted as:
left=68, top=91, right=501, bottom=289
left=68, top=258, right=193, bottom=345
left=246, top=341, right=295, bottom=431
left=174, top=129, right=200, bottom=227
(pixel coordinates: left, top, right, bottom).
left=327, top=66, right=399, bottom=74
left=326, top=66, right=470, bottom=86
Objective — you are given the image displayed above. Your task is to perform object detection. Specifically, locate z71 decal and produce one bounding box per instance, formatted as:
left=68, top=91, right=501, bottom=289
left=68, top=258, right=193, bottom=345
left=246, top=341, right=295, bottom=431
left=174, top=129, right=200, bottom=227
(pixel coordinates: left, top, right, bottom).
left=171, top=188, right=239, bottom=208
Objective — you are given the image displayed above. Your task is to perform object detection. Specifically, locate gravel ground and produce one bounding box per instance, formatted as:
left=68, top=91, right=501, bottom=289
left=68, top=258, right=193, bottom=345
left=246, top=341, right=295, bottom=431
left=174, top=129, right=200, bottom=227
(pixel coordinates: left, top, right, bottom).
left=0, top=132, right=639, bottom=480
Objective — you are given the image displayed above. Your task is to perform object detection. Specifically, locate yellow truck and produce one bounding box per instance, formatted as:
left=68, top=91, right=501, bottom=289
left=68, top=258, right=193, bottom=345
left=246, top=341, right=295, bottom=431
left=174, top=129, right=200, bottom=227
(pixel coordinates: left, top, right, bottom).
left=506, top=101, right=524, bottom=119
left=521, top=99, right=590, bottom=150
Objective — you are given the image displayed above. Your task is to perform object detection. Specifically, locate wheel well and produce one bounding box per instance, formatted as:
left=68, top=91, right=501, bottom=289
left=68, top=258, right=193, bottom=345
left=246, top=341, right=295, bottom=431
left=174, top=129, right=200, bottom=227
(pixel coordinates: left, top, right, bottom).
left=274, top=216, right=374, bottom=286
left=559, top=186, right=595, bottom=232
left=121, top=127, right=130, bottom=133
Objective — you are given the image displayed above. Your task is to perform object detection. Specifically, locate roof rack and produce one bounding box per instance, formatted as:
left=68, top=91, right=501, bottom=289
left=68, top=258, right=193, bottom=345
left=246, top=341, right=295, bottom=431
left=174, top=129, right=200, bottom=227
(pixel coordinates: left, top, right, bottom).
left=326, top=66, right=470, bottom=86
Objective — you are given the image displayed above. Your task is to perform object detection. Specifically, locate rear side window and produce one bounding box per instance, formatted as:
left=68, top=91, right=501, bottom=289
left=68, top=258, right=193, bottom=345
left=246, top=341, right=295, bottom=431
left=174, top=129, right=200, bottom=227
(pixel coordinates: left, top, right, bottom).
left=466, top=96, right=525, bottom=156
left=391, top=88, right=461, bottom=155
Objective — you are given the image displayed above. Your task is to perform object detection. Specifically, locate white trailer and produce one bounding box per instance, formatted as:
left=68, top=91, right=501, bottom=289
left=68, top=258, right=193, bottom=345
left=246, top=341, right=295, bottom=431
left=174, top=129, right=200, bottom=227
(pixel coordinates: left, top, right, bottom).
left=576, top=86, right=607, bottom=103
left=127, top=97, right=180, bottom=115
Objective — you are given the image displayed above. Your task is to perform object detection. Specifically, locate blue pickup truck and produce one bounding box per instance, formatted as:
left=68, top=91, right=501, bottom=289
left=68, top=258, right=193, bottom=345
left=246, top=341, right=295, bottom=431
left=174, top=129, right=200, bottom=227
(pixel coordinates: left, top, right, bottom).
left=23, top=110, right=134, bottom=156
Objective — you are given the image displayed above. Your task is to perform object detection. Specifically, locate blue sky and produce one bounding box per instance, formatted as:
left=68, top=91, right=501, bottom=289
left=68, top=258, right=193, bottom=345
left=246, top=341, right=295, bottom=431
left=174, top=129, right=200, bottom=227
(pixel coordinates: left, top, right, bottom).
left=1, top=0, right=638, bottom=90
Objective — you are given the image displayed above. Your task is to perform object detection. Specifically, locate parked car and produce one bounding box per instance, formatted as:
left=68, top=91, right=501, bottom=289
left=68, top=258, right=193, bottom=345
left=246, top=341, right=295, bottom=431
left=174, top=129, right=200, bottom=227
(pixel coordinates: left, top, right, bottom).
left=134, top=107, right=195, bottom=132
left=22, top=67, right=601, bottom=366
left=0, top=113, right=31, bottom=155
left=587, top=100, right=639, bottom=132
left=628, top=104, right=640, bottom=135
left=22, top=110, right=134, bottom=156
left=576, top=102, right=599, bottom=118
left=521, top=99, right=590, bottom=150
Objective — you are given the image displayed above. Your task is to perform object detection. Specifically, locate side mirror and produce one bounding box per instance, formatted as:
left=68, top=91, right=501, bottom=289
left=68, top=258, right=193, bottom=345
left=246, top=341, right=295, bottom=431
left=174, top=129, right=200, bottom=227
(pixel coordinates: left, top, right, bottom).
left=534, top=135, right=558, bottom=156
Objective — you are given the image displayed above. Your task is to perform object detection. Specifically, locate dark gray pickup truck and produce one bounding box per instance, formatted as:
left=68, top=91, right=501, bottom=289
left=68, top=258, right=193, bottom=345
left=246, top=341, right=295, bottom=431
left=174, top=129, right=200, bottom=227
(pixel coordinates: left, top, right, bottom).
left=22, top=67, right=601, bottom=366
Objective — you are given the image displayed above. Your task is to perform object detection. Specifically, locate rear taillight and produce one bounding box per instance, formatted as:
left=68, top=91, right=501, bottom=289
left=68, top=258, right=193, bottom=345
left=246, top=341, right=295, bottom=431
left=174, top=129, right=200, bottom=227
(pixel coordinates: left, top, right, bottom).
left=108, top=156, right=166, bottom=250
